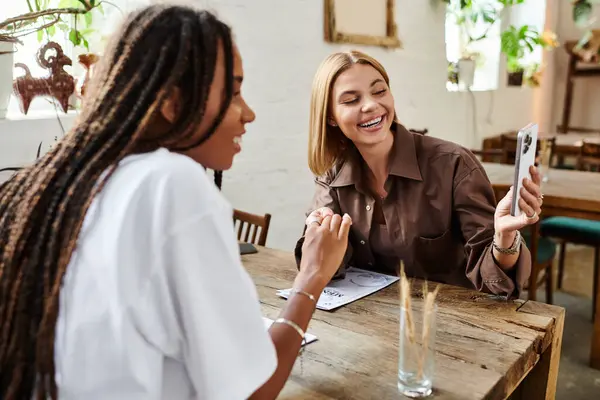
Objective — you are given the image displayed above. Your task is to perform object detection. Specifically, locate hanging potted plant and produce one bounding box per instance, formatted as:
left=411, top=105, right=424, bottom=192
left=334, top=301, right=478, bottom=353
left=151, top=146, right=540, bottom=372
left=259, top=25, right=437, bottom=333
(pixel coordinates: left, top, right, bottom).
left=0, top=0, right=107, bottom=118
left=501, top=25, right=558, bottom=87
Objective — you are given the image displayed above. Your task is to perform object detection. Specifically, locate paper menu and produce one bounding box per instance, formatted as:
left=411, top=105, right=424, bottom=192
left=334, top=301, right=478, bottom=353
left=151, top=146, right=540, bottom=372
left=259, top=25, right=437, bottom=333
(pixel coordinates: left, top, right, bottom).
left=262, top=317, right=318, bottom=345
left=277, top=267, right=399, bottom=311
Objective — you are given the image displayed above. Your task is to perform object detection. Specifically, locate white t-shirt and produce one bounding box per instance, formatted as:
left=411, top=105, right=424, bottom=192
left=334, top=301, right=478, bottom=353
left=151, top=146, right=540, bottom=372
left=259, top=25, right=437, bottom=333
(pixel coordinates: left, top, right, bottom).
left=54, top=148, right=277, bottom=400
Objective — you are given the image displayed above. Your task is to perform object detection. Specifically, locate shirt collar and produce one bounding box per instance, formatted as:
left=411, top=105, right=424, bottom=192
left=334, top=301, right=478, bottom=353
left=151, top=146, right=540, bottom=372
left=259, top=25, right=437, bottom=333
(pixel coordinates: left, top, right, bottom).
left=329, top=123, right=423, bottom=188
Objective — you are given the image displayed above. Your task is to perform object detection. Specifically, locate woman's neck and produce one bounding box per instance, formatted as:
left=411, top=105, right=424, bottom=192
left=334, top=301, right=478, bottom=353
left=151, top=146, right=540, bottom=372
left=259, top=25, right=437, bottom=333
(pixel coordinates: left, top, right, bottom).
left=356, top=130, right=394, bottom=185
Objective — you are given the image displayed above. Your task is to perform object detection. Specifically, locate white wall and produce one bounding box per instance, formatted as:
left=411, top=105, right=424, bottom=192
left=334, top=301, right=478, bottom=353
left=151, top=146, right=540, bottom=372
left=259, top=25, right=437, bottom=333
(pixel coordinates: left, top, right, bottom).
left=0, top=0, right=541, bottom=252
left=551, top=2, right=600, bottom=130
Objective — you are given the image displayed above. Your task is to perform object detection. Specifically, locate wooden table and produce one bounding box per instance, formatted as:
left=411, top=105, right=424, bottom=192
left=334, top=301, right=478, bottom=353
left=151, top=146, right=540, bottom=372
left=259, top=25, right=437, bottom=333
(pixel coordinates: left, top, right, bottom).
left=243, top=246, right=565, bottom=399
left=483, top=162, right=600, bottom=222
left=483, top=162, right=600, bottom=371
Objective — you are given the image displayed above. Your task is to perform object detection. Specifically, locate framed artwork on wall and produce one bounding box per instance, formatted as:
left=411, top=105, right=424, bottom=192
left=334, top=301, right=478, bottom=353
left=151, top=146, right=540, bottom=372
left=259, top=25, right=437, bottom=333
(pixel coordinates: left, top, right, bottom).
left=324, top=0, right=401, bottom=49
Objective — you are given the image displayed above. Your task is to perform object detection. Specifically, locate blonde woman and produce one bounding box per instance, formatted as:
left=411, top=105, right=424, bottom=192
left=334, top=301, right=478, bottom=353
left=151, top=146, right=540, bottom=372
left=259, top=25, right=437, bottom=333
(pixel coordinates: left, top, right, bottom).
left=295, top=51, right=543, bottom=299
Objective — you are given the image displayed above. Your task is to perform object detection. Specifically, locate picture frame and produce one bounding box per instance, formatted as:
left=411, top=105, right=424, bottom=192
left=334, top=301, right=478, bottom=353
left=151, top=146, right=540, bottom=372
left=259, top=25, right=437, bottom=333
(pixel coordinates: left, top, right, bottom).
left=324, top=0, right=402, bottom=49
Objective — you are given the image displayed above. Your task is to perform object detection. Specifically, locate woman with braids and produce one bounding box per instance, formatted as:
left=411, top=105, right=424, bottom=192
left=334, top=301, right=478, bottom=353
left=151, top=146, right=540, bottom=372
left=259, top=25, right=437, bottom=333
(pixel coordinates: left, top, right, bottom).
left=0, top=5, right=351, bottom=400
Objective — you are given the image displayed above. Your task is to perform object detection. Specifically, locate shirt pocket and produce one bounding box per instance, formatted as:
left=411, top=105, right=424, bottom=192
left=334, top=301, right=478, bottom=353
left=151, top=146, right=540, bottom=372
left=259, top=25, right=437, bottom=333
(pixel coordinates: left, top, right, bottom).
left=413, top=229, right=458, bottom=275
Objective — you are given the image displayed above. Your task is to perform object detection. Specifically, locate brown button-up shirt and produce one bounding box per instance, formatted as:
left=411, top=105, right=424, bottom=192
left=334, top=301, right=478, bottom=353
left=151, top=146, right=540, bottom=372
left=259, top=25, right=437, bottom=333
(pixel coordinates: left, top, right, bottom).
left=295, top=124, right=531, bottom=299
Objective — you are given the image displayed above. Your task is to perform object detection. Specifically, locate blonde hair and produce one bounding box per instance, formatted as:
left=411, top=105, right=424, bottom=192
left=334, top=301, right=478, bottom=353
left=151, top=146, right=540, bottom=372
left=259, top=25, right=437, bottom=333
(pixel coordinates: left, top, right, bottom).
left=308, top=50, right=398, bottom=176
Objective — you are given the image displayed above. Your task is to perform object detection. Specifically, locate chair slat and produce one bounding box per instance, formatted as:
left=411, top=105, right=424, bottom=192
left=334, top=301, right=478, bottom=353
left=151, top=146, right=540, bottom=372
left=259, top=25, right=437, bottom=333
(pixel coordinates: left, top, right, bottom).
left=233, top=209, right=272, bottom=246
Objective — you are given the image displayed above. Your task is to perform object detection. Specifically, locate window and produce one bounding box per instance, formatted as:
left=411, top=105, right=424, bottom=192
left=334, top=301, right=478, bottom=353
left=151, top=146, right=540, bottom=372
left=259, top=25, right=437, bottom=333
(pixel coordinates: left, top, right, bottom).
left=444, top=0, right=503, bottom=92
left=508, top=0, right=547, bottom=69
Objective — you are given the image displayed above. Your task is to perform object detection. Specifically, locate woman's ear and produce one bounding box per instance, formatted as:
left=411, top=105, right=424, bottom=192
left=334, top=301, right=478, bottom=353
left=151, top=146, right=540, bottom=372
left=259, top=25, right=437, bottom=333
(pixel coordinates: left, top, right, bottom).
left=160, top=87, right=182, bottom=123
left=327, top=117, right=338, bottom=127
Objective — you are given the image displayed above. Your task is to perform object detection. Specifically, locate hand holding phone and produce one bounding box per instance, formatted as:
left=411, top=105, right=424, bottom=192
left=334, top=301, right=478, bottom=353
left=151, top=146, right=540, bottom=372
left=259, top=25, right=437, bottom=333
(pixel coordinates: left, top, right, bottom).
left=510, top=123, right=539, bottom=218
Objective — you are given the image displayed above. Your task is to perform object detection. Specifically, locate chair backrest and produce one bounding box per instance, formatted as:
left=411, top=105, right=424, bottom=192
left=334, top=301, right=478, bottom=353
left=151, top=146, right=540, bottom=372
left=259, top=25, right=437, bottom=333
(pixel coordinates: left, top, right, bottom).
left=233, top=209, right=272, bottom=246
left=500, top=132, right=556, bottom=167
left=500, top=132, right=518, bottom=164
left=577, top=140, right=600, bottom=172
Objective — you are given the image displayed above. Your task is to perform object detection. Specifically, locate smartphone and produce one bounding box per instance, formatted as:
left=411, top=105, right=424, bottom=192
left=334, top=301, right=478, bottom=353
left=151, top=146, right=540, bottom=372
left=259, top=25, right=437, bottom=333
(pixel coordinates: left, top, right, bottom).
left=510, top=123, right=539, bottom=217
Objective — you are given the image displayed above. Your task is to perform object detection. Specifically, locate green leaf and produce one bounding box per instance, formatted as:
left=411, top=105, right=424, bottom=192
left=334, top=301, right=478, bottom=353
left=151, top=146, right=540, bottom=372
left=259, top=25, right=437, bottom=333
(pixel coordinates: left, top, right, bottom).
left=47, top=25, right=56, bottom=38
left=69, top=29, right=82, bottom=46
left=525, top=41, right=534, bottom=53
left=482, top=11, right=495, bottom=24
left=518, top=25, right=529, bottom=38
left=83, top=38, right=89, bottom=50
left=85, top=11, right=93, bottom=27
left=37, top=29, right=43, bottom=42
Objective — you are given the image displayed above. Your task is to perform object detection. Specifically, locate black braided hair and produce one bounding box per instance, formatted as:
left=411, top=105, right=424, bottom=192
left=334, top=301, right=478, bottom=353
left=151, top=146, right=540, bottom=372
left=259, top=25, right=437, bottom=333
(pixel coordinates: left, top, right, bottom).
left=0, top=5, right=235, bottom=399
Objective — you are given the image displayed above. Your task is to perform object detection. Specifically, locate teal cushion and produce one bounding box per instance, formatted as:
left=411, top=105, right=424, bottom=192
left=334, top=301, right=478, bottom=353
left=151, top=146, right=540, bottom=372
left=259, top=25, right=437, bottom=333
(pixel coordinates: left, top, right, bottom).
left=521, top=231, right=557, bottom=264
left=540, top=217, right=600, bottom=241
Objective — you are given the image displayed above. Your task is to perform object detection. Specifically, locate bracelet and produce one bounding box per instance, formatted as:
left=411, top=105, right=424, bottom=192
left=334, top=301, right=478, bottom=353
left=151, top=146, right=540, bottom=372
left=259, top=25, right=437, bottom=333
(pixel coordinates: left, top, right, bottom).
left=290, top=288, right=317, bottom=304
left=273, top=318, right=305, bottom=341
left=492, top=230, right=521, bottom=255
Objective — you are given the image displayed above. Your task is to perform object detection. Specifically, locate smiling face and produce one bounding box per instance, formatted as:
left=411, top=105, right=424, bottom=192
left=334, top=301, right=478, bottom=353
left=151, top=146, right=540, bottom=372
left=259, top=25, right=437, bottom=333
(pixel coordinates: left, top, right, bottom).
left=184, top=44, right=255, bottom=170
left=161, top=42, right=256, bottom=171
left=329, top=63, right=395, bottom=148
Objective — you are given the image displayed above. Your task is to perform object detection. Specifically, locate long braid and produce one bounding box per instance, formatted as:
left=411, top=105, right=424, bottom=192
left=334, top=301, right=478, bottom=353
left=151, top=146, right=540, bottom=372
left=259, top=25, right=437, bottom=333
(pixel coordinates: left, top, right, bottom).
left=0, top=5, right=235, bottom=399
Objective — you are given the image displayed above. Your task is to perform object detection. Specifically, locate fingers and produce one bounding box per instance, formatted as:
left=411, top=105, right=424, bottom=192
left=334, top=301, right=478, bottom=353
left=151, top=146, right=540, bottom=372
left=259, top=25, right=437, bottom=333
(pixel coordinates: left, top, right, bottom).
left=518, top=198, right=539, bottom=223
left=519, top=186, right=542, bottom=215
left=320, top=215, right=332, bottom=231
left=522, top=177, right=542, bottom=200
left=329, top=214, right=342, bottom=232
left=306, top=207, right=335, bottom=228
left=338, top=213, right=352, bottom=240
left=319, top=207, right=334, bottom=218
left=305, top=215, right=321, bottom=228
left=529, top=165, right=542, bottom=186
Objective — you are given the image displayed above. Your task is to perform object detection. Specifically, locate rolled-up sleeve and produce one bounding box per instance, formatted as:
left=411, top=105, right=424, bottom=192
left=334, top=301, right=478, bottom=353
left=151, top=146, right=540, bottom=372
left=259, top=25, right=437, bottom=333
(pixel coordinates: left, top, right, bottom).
left=453, top=167, right=531, bottom=299
left=294, top=178, right=353, bottom=278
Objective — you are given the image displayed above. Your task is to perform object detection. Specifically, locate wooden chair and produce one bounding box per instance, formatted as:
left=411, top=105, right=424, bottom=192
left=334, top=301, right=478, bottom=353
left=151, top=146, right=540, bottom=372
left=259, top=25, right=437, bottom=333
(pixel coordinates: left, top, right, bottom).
left=493, top=186, right=556, bottom=303
left=577, top=140, right=600, bottom=172
left=499, top=133, right=556, bottom=167
left=541, top=139, right=600, bottom=318
left=233, top=209, right=272, bottom=246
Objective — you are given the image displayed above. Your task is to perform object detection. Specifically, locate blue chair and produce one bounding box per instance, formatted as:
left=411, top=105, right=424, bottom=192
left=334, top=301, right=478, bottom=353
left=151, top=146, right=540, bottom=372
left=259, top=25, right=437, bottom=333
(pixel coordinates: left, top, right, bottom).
left=540, top=217, right=600, bottom=316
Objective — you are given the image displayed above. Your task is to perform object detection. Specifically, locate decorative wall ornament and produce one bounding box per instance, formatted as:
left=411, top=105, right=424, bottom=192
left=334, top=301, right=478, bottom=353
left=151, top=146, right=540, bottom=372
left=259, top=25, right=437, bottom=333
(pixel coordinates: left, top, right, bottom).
left=12, top=41, right=75, bottom=114
left=324, top=0, right=401, bottom=49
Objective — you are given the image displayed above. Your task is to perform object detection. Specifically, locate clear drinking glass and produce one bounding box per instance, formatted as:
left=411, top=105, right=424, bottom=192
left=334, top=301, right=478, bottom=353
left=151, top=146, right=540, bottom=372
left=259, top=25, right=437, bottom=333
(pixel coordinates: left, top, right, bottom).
left=397, top=304, right=436, bottom=398
left=538, top=138, right=552, bottom=183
